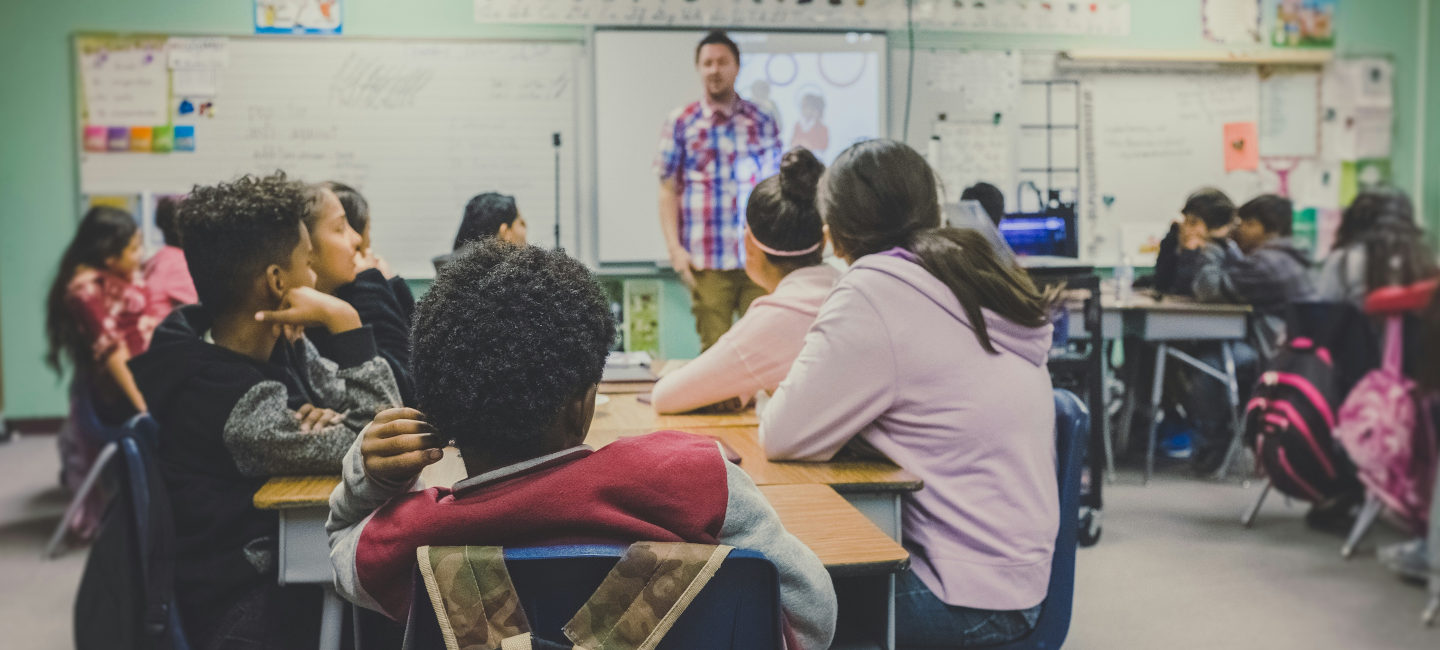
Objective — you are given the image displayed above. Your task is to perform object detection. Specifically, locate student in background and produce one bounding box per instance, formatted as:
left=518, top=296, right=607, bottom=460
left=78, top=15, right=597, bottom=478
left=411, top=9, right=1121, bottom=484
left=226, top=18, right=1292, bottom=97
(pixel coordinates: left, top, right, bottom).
left=46, top=206, right=157, bottom=538
left=960, top=181, right=1006, bottom=228
left=327, top=240, right=836, bottom=650
left=651, top=149, right=839, bottom=414
left=322, top=180, right=417, bottom=319
left=760, top=140, right=1057, bottom=648
left=1193, top=194, right=1315, bottom=352
left=433, top=191, right=528, bottom=271
left=143, top=196, right=197, bottom=321
left=1316, top=188, right=1438, bottom=304
left=316, top=181, right=416, bottom=404
left=303, top=184, right=414, bottom=404
left=129, top=172, right=401, bottom=648
left=1152, top=188, right=1238, bottom=295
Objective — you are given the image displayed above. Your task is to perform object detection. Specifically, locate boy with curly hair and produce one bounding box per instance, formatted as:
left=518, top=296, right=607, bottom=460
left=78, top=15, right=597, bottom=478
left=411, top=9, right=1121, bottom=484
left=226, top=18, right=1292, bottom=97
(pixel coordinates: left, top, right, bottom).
left=129, top=172, right=401, bottom=648
left=326, top=239, right=837, bottom=649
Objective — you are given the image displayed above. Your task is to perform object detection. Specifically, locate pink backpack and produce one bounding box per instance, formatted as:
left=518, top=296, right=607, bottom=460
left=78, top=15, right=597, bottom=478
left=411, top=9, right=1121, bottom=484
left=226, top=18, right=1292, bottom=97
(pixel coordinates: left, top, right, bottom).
left=1333, top=317, right=1439, bottom=533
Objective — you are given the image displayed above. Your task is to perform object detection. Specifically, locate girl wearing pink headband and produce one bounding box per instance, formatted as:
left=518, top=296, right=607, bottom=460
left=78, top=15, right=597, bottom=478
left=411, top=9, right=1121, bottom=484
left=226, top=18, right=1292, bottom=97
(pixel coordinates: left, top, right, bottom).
left=651, top=148, right=840, bottom=414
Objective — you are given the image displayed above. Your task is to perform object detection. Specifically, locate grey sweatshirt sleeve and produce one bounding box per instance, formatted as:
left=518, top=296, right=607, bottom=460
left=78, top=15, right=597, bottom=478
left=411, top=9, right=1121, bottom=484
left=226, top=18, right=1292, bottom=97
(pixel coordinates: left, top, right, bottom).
left=716, top=457, right=837, bottom=650
left=1191, top=241, right=1237, bottom=303
left=297, top=332, right=403, bottom=430
left=220, top=331, right=399, bottom=477
left=326, top=430, right=420, bottom=612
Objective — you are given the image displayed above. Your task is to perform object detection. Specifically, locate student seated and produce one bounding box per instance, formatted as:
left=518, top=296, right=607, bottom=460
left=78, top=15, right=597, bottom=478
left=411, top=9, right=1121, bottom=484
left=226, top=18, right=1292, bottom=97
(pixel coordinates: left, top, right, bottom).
left=46, top=206, right=156, bottom=539
left=1153, top=188, right=1237, bottom=296
left=759, top=140, right=1057, bottom=648
left=651, top=148, right=839, bottom=414
left=1316, top=188, right=1438, bottom=305
left=323, top=180, right=417, bottom=319
left=1193, top=194, right=1315, bottom=350
left=960, top=181, right=1005, bottom=228
left=326, top=240, right=837, bottom=649
left=306, top=181, right=417, bottom=404
left=129, top=172, right=401, bottom=648
left=432, top=191, right=528, bottom=271
left=143, top=196, right=198, bottom=321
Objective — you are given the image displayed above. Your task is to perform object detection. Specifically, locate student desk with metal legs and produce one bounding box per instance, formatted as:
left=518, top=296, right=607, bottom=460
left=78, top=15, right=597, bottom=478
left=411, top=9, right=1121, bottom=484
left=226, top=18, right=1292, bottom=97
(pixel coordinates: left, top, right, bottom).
left=1071, top=295, right=1252, bottom=482
left=254, top=467, right=910, bottom=649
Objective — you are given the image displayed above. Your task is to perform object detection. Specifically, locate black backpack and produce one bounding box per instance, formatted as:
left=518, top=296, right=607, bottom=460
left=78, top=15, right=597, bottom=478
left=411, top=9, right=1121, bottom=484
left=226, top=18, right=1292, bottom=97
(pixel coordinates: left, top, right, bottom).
left=1243, top=337, right=1362, bottom=502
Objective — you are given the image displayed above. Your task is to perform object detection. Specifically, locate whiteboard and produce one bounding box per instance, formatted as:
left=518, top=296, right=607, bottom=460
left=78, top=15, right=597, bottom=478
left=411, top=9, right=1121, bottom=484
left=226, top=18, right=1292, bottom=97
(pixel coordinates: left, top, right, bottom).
left=593, top=30, right=887, bottom=265
left=1082, top=70, right=1262, bottom=264
left=78, top=37, right=582, bottom=278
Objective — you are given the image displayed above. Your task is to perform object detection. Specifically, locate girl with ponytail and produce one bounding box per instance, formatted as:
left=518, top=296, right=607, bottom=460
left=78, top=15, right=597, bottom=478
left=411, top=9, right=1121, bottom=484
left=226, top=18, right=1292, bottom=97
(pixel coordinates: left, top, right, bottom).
left=760, top=139, right=1059, bottom=647
left=651, top=148, right=841, bottom=414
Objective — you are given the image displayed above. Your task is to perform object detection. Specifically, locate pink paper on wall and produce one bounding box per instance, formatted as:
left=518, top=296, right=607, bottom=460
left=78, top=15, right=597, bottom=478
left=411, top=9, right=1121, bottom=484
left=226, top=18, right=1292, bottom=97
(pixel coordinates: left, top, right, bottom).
left=1224, top=122, right=1260, bottom=172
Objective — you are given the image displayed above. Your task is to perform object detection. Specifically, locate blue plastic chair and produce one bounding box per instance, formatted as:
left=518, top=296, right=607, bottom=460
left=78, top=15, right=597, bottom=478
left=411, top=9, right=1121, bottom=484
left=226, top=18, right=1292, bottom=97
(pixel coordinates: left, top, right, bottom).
left=403, top=544, right=783, bottom=649
left=987, top=388, right=1089, bottom=650
left=73, top=413, right=192, bottom=650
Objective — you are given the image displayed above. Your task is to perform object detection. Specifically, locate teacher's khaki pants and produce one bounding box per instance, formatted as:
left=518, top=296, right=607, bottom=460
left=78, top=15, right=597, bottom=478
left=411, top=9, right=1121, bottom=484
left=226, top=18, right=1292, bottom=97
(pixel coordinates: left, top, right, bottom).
left=691, top=269, right=767, bottom=351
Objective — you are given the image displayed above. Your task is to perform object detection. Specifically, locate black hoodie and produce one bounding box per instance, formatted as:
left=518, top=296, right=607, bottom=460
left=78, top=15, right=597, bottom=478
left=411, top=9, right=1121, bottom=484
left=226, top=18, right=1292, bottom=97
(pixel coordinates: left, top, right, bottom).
left=129, top=305, right=400, bottom=642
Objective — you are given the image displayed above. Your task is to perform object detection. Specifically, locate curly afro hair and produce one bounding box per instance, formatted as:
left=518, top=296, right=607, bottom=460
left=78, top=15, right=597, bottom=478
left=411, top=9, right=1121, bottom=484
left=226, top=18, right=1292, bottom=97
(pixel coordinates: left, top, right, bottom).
left=180, top=172, right=317, bottom=312
left=412, top=239, right=615, bottom=462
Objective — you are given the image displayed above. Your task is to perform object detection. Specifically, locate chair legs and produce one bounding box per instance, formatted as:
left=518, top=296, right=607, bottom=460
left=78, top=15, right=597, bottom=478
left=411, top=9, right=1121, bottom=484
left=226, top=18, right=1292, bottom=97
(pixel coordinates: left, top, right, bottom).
left=1340, top=493, right=1384, bottom=559
left=1241, top=479, right=1272, bottom=528
left=44, top=441, right=119, bottom=559
left=1212, top=342, right=1246, bottom=481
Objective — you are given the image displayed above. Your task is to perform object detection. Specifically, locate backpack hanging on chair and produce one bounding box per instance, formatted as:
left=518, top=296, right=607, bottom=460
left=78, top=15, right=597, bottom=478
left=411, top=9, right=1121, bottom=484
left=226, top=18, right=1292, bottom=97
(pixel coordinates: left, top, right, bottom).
left=1334, top=316, right=1440, bottom=533
left=1243, top=336, right=1362, bottom=502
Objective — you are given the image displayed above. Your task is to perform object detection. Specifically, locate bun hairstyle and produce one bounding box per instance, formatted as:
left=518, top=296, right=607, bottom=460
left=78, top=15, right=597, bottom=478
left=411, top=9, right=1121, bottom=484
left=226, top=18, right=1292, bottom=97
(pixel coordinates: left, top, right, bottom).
left=745, top=147, right=826, bottom=269
left=820, top=139, right=1050, bottom=354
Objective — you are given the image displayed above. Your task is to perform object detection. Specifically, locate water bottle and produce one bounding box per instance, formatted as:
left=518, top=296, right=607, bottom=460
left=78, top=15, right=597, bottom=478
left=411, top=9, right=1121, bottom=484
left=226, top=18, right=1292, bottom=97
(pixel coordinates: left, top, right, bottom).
left=1115, top=255, right=1135, bottom=304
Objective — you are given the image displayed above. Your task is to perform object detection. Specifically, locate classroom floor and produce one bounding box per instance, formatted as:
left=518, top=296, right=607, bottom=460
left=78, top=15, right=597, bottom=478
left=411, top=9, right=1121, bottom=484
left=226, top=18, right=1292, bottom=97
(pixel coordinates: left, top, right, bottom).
left=1, top=432, right=1435, bottom=649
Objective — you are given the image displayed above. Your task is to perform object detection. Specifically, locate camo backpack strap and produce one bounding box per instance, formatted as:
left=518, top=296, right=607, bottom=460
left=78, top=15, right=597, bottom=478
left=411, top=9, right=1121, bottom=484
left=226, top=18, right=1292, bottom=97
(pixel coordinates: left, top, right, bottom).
left=562, top=542, right=734, bottom=650
left=416, top=546, right=533, bottom=650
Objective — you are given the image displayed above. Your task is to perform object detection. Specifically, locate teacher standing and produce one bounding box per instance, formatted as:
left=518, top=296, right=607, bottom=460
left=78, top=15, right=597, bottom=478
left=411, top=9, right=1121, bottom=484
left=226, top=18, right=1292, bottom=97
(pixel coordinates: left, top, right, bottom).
left=656, top=31, right=782, bottom=350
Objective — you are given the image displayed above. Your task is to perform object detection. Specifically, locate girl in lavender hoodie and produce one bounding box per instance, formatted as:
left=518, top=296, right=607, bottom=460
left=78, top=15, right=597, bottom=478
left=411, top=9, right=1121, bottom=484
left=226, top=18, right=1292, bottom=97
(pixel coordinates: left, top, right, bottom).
left=761, top=139, right=1059, bottom=647
left=652, top=148, right=840, bottom=413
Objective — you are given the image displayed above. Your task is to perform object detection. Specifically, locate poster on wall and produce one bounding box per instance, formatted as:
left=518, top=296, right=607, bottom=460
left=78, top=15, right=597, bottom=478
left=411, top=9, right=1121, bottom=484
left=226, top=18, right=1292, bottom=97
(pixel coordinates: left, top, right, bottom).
left=255, top=0, right=343, bottom=35
left=1271, top=0, right=1336, bottom=48
left=1203, top=0, right=1261, bottom=44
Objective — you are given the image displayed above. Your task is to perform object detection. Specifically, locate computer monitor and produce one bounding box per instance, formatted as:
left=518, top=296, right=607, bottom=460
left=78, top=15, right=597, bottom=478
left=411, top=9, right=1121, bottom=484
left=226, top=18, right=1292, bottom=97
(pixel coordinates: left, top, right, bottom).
left=1000, top=210, right=1079, bottom=258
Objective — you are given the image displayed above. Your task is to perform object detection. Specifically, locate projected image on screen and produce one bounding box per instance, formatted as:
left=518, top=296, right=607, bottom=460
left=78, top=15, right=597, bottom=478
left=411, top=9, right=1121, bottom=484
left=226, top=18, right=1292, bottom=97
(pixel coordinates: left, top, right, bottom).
left=736, top=40, right=882, bottom=164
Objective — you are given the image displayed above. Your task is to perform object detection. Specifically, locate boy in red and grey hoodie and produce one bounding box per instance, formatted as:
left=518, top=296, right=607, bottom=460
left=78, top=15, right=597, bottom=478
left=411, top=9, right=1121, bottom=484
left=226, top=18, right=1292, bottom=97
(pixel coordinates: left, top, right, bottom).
left=325, top=239, right=836, bottom=649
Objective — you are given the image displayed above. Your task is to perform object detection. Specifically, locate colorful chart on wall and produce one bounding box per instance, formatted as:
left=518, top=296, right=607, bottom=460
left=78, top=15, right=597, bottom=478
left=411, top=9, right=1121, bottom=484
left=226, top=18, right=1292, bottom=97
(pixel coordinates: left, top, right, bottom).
left=255, top=0, right=343, bottom=35
left=1271, top=0, right=1336, bottom=48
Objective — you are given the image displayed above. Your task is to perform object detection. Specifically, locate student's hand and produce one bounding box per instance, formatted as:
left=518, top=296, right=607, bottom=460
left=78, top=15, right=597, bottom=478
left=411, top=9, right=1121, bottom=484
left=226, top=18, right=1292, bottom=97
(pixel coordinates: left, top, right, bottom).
left=1179, top=220, right=1209, bottom=251
left=256, top=286, right=363, bottom=334
left=295, top=404, right=345, bottom=433
left=668, top=246, right=698, bottom=290
left=361, top=408, right=446, bottom=484
left=695, top=396, right=747, bottom=414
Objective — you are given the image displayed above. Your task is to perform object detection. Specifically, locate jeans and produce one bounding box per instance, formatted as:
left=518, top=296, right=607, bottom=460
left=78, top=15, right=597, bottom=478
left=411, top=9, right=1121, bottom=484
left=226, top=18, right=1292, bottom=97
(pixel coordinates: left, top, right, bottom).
left=894, top=569, right=1041, bottom=648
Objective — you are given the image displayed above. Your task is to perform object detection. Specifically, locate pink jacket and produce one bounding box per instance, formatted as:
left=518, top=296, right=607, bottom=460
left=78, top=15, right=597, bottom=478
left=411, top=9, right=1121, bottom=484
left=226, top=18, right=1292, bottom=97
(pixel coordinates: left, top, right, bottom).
left=143, top=245, right=197, bottom=320
left=760, top=251, right=1058, bottom=610
left=652, top=264, right=840, bottom=414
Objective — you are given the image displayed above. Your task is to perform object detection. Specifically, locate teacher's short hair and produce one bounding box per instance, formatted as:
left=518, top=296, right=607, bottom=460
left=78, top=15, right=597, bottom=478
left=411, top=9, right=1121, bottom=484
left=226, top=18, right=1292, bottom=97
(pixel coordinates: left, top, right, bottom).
left=696, top=30, right=740, bottom=64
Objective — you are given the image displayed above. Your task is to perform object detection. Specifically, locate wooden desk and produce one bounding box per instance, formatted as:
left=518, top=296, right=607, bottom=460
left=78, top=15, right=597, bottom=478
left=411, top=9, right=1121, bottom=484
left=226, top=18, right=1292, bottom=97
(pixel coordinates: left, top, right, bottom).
left=586, top=426, right=920, bottom=541
left=589, top=392, right=759, bottom=431
left=256, top=473, right=908, bottom=649
left=1070, top=294, right=1253, bottom=483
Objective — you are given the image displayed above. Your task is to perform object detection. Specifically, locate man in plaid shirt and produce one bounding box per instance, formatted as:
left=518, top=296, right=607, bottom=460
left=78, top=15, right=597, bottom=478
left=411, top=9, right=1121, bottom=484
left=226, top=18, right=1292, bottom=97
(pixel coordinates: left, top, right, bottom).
left=656, top=31, right=782, bottom=350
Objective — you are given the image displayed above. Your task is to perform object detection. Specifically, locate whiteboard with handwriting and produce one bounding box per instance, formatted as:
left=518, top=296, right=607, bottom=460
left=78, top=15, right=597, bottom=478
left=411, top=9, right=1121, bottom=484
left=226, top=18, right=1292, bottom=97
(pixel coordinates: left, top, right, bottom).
left=79, top=37, right=582, bottom=278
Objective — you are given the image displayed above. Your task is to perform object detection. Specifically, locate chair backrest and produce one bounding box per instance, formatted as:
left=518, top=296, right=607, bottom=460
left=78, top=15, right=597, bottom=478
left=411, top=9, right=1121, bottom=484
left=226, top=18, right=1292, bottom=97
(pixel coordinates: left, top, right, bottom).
left=989, top=388, right=1089, bottom=650
left=404, top=545, right=782, bottom=650
left=75, top=414, right=191, bottom=650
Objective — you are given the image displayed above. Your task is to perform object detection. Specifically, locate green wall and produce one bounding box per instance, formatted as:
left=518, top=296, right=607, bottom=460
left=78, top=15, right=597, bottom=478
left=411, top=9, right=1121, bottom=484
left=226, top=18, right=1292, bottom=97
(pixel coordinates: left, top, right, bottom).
left=1, top=0, right=1426, bottom=419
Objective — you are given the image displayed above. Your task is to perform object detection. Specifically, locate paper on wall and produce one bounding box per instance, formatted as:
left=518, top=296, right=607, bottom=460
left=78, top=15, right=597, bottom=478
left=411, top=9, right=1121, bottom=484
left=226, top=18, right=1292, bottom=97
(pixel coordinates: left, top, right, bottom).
left=81, top=43, right=170, bottom=126
left=1203, top=0, right=1261, bottom=44
left=933, top=119, right=1017, bottom=206
left=1321, top=59, right=1393, bottom=162
left=925, top=50, right=1020, bottom=116
left=167, top=37, right=230, bottom=69
left=1259, top=71, right=1319, bottom=157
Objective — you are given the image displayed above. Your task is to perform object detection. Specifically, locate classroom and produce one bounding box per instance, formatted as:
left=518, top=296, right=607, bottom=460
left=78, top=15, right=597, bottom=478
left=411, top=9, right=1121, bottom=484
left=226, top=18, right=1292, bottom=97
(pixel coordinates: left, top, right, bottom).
left=2, top=0, right=1439, bottom=648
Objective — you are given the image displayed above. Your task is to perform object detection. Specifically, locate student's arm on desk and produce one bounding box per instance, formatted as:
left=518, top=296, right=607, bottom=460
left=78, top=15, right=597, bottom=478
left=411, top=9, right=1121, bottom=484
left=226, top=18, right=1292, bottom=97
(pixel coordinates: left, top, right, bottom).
left=760, top=284, right=895, bottom=461
left=295, top=330, right=403, bottom=432
left=651, top=329, right=764, bottom=414
left=718, top=459, right=837, bottom=650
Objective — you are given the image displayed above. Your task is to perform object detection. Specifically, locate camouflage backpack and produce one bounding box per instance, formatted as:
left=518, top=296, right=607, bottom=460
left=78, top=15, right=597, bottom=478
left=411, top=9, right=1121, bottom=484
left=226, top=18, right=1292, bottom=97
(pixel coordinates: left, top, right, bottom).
left=414, top=542, right=734, bottom=650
